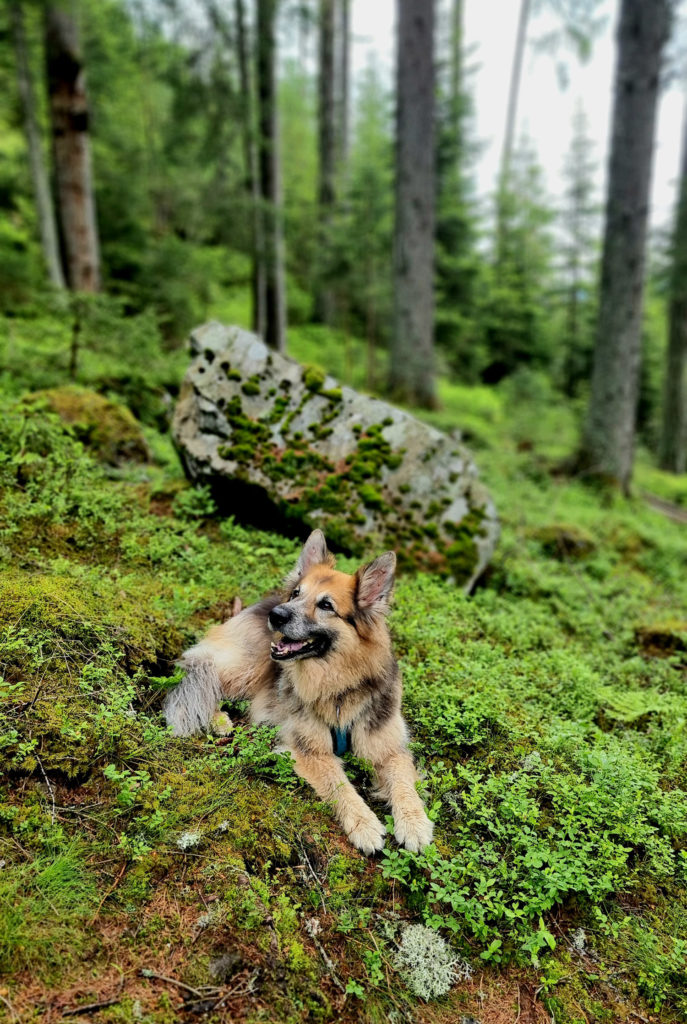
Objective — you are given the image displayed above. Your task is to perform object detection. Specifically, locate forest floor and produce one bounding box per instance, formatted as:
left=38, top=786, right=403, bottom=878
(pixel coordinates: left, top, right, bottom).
left=1, top=309, right=687, bottom=1023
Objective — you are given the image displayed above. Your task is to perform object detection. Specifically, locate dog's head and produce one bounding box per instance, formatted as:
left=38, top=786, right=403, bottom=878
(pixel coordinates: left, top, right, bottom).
left=268, top=530, right=396, bottom=662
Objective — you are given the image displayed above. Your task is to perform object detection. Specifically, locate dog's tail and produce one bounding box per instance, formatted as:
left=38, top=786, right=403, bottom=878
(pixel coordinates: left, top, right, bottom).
left=163, top=653, right=224, bottom=737
left=163, top=596, right=244, bottom=737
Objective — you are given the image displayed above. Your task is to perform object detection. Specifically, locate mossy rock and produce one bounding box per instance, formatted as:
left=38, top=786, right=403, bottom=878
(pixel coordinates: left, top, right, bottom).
left=531, top=523, right=596, bottom=561
left=172, top=322, right=499, bottom=589
left=24, top=386, right=149, bottom=465
left=635, top=620, right=687, bottom=660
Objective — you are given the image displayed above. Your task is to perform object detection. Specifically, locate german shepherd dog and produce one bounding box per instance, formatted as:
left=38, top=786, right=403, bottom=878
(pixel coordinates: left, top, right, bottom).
left=163, top=531, right=433, bottom=855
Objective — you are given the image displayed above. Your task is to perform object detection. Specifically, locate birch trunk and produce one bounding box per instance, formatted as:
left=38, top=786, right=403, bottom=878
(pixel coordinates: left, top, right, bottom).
left=45, top=4, right=101, bottom=293
left=11, top=1, right=65, bottom=291
left=578, top=0, right=671, bottom=490
left=390, top=0, right=436, bottom=409
left=256, top=0, right=286, bottom=352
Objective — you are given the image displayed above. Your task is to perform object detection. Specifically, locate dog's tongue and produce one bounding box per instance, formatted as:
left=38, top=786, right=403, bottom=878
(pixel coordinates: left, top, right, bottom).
left=272, top=638, right=308, bottom=655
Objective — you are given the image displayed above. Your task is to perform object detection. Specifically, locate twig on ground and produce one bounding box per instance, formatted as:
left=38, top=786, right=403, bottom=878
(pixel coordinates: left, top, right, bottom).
left=305, top=930, right=346, bottom=993
left=35, top=752, right=56, bottom=825
left=89, top=861, right=127, bottom=924
left=62, top=980, right=125, bottom=1018
left=139, top=969, right=210, bottom=1000
left=0, top=991, right=18, bottom=1021
left=62, top=996, right=122, bottom=1017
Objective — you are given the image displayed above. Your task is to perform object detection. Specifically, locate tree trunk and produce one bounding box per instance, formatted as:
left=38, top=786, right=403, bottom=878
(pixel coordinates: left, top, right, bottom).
left=256, top=0, right=286, bottom=352
left=578, top=0, right=671, bottom=490
left=496, top=0, right=531, bottom=265
left=314, top=0, right=337, bottom=324
left=659, top=97, right=687, bottom=474
left=44, top=4, right=101, bottom=293
left=390, top=0, right=436, bottom=409
left=336, top=0, right=350, bottom=168
left=450, top=0, right=463, bottom=154
left=11, top=1, right=65, bottom=291
left=235, top=0, right=267, bottom=338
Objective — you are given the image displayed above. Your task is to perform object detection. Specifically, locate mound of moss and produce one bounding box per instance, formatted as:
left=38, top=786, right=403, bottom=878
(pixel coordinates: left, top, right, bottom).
left=24, top=386, right=150, bottom=464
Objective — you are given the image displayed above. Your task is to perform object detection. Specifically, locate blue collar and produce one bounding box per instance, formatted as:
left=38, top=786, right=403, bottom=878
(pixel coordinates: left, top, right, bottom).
left=331, top=726, right=352, bottom=756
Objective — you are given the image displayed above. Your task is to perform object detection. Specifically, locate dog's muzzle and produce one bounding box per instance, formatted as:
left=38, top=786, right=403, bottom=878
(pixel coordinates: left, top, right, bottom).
left=268, top=604, right=331, bottom=661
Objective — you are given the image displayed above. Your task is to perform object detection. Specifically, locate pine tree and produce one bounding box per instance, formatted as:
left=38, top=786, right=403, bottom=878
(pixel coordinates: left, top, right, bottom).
left=256, top=0, right=287, bottom=351
left=45, top=3, right=101, bottom=292
left=659, top=96, right=687, bottom=474
left=390, top=0, right=436, bottom=409
left=577, top=0, right=672, bottom=490
left=559, top=102, right=599, bottom=396
left=10, top=0, right=65, bottom=291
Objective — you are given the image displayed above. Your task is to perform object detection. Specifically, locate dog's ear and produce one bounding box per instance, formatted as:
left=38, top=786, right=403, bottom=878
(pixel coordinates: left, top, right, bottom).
left=285, top=530, right=335, bottom=587
left=355, top=551, right=396, bottom=615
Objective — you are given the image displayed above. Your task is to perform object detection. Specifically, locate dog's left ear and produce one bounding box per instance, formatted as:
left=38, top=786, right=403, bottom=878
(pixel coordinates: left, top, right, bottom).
left=355, top=551, right=396, bottom=615
left=285, top=529, right=335, bottom=587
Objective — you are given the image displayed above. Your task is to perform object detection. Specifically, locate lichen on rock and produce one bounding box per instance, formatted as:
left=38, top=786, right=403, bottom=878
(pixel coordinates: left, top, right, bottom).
left=172, top=322, right=499, bottom=588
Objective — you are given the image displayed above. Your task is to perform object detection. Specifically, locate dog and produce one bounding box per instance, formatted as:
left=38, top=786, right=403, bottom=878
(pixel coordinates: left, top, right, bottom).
left=163, top=530, right=433, bottom=855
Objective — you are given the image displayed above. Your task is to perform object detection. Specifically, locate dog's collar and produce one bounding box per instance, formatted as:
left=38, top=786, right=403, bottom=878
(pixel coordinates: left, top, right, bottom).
left=331, top=726, right=351, bottom=756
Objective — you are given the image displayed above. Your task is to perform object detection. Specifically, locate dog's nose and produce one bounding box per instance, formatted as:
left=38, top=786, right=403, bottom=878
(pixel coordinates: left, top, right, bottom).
left=269, top=605, right=292, bottom=630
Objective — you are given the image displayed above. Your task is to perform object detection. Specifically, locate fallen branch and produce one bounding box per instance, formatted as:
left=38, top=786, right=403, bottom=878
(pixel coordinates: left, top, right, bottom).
left=62, top=996, right=122, bottom=1017
left=89, top=861, right=127, bottom=925
left=139, top=969, right=211, bottom=1000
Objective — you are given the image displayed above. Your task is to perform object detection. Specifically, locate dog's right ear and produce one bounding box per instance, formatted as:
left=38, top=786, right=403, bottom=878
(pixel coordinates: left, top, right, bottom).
left=284, top=529, right=335, bottom=588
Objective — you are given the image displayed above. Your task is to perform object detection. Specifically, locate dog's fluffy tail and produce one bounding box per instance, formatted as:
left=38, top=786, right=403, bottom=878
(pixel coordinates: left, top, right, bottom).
left=163, top=655, right=223, bottom=736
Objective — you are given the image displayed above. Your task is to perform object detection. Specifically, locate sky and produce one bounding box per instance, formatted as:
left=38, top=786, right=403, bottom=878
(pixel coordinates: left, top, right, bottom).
left=349, top=0, right=685, bottom=233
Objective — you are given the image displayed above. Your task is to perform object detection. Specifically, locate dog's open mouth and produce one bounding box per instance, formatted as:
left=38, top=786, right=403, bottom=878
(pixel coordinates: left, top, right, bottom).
left=270, top=634, right=329, bottom=661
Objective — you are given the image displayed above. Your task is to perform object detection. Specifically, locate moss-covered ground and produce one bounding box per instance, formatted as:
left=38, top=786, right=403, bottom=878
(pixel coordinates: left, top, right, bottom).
left=1, top=308, right=687, bottom=1022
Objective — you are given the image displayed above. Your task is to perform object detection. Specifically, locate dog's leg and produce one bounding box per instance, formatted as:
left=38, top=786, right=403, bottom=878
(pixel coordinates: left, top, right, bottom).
left=354, top=719, right=433, bottom=853
left=290, top=750, right=386, bottom=855
left=373, top=750, right=434, bottom=854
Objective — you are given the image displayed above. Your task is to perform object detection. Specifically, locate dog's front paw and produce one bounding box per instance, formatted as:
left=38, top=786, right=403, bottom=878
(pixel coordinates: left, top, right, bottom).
left=394, top=809, right=434, bottom=853
left=347, top=812, right=386, bottom=855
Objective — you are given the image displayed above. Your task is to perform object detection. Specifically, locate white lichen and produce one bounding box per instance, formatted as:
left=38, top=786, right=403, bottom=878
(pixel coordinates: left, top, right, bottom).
left=305, top=917, right=322, bottom=938
left=394, top=924, right=471, bottom=1001
left=176, top=829, right=201, bottom=851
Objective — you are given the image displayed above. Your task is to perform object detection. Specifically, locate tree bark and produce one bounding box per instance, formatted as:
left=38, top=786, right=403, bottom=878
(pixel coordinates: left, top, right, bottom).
left=44, top=4, right=101, bottom=293
left=314, top=0, right=337, bottom=324
left=256, top=0, right=286, bottom=352
left=390, top=0, right=436, bottom=409
left=496, top=0, right=531, bottom=266
left=336, top=0, right=350, bottom=168
left=578, top=0, right=671, bottom=490
left=450, top=0, right=463, bottom=154
left=11, top=1, right=66, bottom=291
left=659, top=96, right=687, bottom=474
left=235, top=0, right=267, bottom=338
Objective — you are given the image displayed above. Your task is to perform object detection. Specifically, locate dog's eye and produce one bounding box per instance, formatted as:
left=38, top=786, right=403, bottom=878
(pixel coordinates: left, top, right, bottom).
left=291, top=587, right=300, bottom=600
left=317, top=597, right=334, bottom=612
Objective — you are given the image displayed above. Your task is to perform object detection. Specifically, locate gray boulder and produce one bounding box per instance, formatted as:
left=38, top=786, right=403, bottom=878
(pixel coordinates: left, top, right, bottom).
left=172, top=322, right=499, bottom=589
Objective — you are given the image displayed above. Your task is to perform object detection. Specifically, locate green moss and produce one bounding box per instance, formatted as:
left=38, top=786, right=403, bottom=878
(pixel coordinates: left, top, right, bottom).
left=359, top=484, right=385, bottom=510
left=241, top=378, right=261, bottom=396
left=303, top=365, right=326, bottom=393
left=23, top=386, right=149, bottom=465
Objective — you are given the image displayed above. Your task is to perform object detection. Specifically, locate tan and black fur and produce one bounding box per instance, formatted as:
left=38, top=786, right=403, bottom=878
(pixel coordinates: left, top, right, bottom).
left=163, top=531, right=433, bottom=855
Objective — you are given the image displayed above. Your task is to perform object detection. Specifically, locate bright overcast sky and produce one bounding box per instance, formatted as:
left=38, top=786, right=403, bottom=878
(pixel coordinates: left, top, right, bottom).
left=350, top=0, right=684, bottom=233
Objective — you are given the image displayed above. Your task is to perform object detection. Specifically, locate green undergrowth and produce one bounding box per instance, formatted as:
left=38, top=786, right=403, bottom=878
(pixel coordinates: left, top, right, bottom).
left=0, top=325, right=686, bottom=1021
